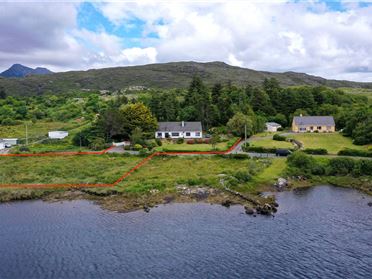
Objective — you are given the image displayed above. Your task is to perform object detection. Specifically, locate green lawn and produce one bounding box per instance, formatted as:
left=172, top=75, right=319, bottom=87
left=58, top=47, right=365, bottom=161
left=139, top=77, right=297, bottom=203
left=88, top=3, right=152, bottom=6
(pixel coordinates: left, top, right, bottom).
left=0, top=155, right=142, bottom=184
left=340, top=87, right=372, bottom=102
left=154, top=138, right=239, bottom=152
left=286, top=132, right=368, bottom=154
left=253, top=158, right=286, bottom=185
left=249, top=137, right=294, bottom=149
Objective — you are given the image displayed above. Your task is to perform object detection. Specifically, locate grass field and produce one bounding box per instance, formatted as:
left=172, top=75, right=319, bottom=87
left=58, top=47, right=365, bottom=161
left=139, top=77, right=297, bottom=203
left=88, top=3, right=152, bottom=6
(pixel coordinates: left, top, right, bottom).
left=154, top=138, right=239, bottom=152
left=0, top=120, right=89, bottom=140
left=0, top=154, right=142, bottom=184
left=286, top=132, right=368, bottom=154
left=341, top=87, right=372, bottom=102
left=249, top=137, right=294, bottom=149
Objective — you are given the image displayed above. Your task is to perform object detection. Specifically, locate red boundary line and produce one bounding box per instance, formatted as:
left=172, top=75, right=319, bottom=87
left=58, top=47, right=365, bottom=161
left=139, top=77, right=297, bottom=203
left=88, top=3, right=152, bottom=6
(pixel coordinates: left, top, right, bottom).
left=0, top=138, right=241, bottom=189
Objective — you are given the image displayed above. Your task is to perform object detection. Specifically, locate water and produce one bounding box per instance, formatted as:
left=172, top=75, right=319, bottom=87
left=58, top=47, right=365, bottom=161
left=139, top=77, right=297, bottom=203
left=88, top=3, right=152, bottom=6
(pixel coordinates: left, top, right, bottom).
left=0, top=185, right=371, bottom=279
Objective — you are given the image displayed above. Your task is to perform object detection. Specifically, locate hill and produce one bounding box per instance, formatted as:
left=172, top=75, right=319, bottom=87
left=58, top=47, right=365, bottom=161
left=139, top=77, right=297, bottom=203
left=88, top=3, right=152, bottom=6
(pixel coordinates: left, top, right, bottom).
left=0, top=64, right=53, bottom=78
left=0, top=61, right=371, bottom=96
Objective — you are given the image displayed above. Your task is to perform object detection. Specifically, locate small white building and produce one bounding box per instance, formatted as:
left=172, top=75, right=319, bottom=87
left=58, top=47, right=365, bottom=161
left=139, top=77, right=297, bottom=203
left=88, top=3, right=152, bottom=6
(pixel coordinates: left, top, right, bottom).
left=155, top=121, right=203, bottom=139
left=0, top=142, right=5, bottom=150
left=48, top=131, right=69, bottom=139
left=0, top=138, right=18, bottom=146
left=265, top=122, right=282, bottom=132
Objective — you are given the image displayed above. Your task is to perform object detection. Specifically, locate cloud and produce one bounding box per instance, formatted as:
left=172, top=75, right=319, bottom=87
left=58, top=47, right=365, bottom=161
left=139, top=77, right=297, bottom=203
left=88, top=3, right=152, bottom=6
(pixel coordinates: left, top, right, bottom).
left=1, top=1, right=372, bottom=82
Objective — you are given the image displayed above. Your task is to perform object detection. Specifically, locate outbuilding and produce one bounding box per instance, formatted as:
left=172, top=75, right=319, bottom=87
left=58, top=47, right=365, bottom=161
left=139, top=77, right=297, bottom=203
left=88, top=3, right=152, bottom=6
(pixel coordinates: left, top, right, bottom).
left=0, top=138, right=18, bottom=146
left=265, top=122, right=282, bottom=132
left=155, top=121, right=203, bottom=139
left=0, top=142, right=5, bottom=150
left=48, top=131, right=69, bottom=139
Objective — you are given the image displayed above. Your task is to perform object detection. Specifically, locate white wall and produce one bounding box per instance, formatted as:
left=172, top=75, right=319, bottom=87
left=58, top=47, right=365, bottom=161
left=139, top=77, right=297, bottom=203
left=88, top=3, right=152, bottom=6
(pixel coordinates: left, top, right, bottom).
left=155, top=131, right=203, bottom=139
left=48, top=131, right=68, bottom=139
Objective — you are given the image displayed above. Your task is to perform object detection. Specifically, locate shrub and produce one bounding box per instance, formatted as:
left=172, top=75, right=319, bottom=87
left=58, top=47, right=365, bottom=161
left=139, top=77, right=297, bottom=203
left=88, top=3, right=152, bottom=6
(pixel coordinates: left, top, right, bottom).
left=139, top=148, right=149, bottom=156
left=89, top=138, right=106, bottom=150
left=273, top=134, right=286, bottom=141
left=19, top=146, right=30, bottom=152
left=303, top=148, right=328, bottom=155
left=277, top=127, right=284, bottom=131
left=203, top=138, right=211, bottom=144
left=176, top=138, right=184, bottom=144
left=338, top=149, right=372, bottom=158
left=233, top=171, right=252, bottom=182
left=133, top=144, right=143, bottom=151
left=196, top=139, right=203, bottom=144
left=1, top=118, right=20, bottom=126
left=123, top=145, right=131, bottom=150
left=329, top=157, right=355, bottom=176
left=244, top=146, right=277, bottom=153
left=186, top=139, right=194, bottom=144
left=155, top=138, right=162, bottom=146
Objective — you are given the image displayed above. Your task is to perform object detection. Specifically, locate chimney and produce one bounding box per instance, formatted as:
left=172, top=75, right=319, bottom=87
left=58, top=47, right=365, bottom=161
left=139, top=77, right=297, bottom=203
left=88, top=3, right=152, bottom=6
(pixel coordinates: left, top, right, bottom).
left=181, top=121, right=185, bottom=127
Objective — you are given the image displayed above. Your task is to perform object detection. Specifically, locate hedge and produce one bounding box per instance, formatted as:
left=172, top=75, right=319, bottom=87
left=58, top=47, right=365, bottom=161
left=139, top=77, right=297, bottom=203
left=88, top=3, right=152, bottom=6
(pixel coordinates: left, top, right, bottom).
left=338, top=149, right=372, bottom=158
left=273, top=134, right=286, bottom=141
left=303, top=148, right=328, bottom=155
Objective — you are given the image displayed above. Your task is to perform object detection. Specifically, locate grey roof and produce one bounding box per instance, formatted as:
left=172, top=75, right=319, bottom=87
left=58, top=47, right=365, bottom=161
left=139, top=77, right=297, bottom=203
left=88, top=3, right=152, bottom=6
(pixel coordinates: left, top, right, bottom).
left=293, top=116, right=335, bottom=126
left=266, top=122, right=282, bottom=127
left=158, top=121, right=202, bottom=132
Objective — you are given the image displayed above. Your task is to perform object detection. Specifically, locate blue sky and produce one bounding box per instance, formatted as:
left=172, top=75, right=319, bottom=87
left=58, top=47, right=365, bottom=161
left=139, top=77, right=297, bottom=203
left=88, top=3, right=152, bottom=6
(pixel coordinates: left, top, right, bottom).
left=1, top=0, right=372, bottom=81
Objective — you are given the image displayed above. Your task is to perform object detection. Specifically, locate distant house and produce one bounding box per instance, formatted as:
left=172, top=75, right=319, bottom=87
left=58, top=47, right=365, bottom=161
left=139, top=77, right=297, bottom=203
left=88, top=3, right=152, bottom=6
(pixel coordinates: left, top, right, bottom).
left=48, top=131, right=69, bottom=139
left=155, top=121, right=203, bottom=139
left=0, top=138, right=18, bottom=147
left=292, top=115, right=335, bottom=133
left=265, top=122, right=282, bottom=132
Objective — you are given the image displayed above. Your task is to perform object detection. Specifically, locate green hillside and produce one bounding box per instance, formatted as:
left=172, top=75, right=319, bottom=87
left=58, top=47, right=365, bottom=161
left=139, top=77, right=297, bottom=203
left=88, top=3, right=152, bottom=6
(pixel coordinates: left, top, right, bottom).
left=1, top=61, right=372, bottom=96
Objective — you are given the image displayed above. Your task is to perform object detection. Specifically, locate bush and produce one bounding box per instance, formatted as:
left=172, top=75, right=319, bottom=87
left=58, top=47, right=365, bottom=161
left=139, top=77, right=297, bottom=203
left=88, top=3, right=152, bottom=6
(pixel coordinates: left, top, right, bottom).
left=124, top=145, right=131, bottom=150
left=243, top=146, right=277, bottom=153
left=19, top=146, right=30, bottom=152
left=196, top=139, right=203, bottom=144
left=303, top=148, right=328, bottom=155
left=139, top=148, right=149, bottom=156
left=277, top=127, right=284, bottom=131
left=338, top=149, right=372, bottom=158
left=233, top=171, right=252, bottom=182
left=186, top=139, right=194, bottom=144
left=203, top=138, right=211, bottom=144
left=1, top=118, right=20, bottom=126
left=329, top=157, right=355, bottom=176
left=155, top=138, right=162, bottom=146
left=89, top=138, right=106, bottom=151
left=273, top=134, right=286, bottom=141
left=176, top=138, right=184, bottom=144
left=133, top=144, right=143, bottom=151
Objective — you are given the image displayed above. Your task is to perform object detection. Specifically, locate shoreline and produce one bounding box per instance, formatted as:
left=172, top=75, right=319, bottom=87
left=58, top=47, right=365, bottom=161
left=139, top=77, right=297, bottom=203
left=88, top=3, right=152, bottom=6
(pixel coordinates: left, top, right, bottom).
left=1, top=177, right=370, bottom=215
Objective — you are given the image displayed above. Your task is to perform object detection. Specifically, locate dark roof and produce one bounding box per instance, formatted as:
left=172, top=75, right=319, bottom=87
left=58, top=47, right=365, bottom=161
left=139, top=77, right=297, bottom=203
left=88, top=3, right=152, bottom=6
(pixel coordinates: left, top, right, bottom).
left=158, top=121, right=202, bottom=132
left=293, top=116, right=335, bottom=126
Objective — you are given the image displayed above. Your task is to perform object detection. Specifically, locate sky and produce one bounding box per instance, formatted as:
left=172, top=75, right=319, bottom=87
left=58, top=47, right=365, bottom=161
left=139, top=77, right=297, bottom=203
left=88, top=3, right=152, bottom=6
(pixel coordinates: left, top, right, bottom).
left=0, top=0, right=372, bottom=81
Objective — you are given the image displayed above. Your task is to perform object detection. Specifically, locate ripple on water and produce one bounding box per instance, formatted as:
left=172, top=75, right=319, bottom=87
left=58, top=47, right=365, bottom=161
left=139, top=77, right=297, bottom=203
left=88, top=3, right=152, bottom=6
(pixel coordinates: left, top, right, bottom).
left=0, top=185, right=371, bottom=279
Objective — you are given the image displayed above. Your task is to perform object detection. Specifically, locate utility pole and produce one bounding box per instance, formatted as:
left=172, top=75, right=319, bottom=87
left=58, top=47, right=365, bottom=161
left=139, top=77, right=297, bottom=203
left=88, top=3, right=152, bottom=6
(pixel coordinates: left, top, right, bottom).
left=25, top=123, right=28, bottom=146
left=244, top=124, right=247, bottom=143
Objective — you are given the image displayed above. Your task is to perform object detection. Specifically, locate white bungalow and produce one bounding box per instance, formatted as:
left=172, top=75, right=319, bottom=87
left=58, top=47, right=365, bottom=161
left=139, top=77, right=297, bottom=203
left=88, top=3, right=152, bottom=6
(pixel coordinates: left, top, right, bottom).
left=155, top=121, right=203, bottom=139
left=0, top=138, right=18, bottom=147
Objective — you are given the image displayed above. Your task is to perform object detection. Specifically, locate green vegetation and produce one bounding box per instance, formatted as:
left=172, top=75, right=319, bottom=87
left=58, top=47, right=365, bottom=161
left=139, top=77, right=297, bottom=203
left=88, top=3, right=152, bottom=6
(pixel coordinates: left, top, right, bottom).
left=119, top=156, right=272, bottom=193
left=154, top=138, right=238, bottom=152
left=341, top=87, right=372, bottom=102
left=248, top=137, right=293, bottom=149
left=0, top=155, right=142, bottom=184
left=1, top=62, right=371, bottom=97
left=287, top=133, right=368, bottom=154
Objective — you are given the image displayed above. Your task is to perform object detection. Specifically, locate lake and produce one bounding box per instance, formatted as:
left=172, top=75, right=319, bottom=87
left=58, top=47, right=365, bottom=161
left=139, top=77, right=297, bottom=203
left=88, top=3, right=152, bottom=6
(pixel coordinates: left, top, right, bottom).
left=0, top=185, right=371, bottom=279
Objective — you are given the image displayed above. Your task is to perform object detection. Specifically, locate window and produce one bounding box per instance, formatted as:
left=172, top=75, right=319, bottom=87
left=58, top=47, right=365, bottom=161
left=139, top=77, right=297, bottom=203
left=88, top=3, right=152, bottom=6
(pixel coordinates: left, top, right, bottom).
left=171, top=132, right=180, bottom=136
left=310, top=126, right=314, bottom=130
left=300, top=128, right=306, bottom=131
left=157, top=132, right=162, bottom=137
left=185, top=132, right=191, bottom=137
left=317, top=126, right=322, bottom=130
left=195, top=132, right=201, bottom=137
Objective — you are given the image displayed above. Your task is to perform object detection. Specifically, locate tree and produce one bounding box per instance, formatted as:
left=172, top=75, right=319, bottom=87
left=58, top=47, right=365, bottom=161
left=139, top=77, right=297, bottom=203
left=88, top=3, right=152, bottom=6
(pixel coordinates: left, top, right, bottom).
left=0, top=87, right=6, bottom=99
left=130, top=127, right=144, bottom=145
left=227, top=112, right=254, bottom=137
left=120, top=102, right=158, bottom=138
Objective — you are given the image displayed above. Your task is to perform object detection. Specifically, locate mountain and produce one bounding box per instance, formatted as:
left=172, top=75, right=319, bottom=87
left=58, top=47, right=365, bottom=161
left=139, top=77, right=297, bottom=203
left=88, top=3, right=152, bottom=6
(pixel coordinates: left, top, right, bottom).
left=0, top=64, right=53, bottom=78
left=0, top=61, right=371, bottom=96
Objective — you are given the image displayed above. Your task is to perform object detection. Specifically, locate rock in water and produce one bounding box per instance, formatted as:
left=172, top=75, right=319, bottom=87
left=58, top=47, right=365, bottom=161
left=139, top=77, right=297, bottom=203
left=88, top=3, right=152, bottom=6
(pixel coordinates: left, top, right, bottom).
left=244, top=206, right=255, bottom=215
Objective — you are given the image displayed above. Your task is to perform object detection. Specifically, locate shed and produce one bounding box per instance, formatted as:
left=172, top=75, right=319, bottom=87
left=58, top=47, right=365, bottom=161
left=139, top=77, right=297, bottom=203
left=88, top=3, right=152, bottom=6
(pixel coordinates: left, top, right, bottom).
left=0, top=142, right=5, bottom=150
left=0, top=138, right=18, bottom=146
left=48, top=131, right=69, bottom=139
left=265, top=122, right=282, bottom=132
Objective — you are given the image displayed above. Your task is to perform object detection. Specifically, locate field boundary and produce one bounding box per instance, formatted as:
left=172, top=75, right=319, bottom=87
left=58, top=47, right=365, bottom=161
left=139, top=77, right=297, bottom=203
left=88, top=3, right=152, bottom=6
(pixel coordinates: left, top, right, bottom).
left=0, top=146, right=115, bottom=157
left=0, top=139, right=241, bottom=189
